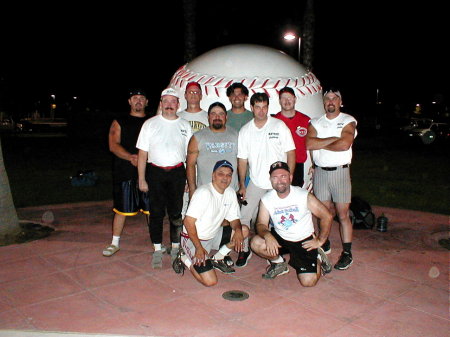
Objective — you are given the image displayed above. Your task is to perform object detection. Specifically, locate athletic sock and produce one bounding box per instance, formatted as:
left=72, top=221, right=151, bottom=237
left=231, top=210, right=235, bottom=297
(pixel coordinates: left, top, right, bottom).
left=111, top=236, right=120, bottom=247
left=343, top=242, right=352, bottom=254
left=171, top=242, right=180, bottom=249
left=154, top=243, right=162, bottom=251
left=213, top=245, right=232, bottom=260
left=270, top=256, right=284, bottom=263
left=242, top=237, right=249, bottom=252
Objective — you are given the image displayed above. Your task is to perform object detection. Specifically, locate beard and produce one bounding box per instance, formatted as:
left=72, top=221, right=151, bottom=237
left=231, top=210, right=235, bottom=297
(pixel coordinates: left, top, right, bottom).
left=274, top=183, right=288, bottom=194
left=212, top=120, right=224, bottom=129
left=326, top=104, right=336, bottom=113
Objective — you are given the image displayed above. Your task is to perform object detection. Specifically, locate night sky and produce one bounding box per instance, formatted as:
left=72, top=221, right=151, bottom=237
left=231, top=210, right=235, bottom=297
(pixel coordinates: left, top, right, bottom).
left=0, top=1, right=446, bottom=116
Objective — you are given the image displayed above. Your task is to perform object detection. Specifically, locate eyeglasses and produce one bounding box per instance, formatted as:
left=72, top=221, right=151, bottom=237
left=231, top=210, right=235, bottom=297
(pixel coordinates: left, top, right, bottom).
left=188, top=91, right=201, bottom=95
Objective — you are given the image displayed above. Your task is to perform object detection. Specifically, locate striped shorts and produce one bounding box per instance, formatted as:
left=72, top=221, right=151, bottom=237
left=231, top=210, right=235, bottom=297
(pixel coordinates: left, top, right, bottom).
left=313, top=166, right=352, bottom=203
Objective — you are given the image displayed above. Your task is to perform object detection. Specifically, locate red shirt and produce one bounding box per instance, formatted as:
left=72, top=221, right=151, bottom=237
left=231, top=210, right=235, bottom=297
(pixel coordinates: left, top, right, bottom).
left=274, top=111, right=310, bottom=163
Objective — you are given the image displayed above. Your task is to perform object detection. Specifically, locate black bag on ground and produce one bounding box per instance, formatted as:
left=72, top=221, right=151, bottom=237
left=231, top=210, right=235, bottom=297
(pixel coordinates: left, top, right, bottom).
left=349, top=196, right=375, bottom=229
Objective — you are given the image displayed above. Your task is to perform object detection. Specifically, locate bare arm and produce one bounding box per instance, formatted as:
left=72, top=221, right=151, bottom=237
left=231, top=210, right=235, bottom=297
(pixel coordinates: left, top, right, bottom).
left=308, top=193, right=333, bottom=245
left=183, top=215, right=208, bottom=265
left=229, top=219, right=244, bottom=252
left=109, top=120, right=138, bottom=166
left=237, top=157, right=248, bottom=198
left=186, top=136, right=199, bottom=199
left=286, top=149, right=296, bottom=175
left=323, top=122, right=356, bottom=151
left=305, top=124, right=339, bottom=150
left=137, top=149, right=148, bottom=192
left=255, top=201, right=281, bottom=257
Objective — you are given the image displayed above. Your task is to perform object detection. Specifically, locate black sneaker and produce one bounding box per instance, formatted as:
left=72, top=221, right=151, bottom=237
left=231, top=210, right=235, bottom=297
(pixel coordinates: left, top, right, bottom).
left=172, top=248, right=185, bottom=275
left=317, top=247, right=332, bottom=274
left=235, top=250, right=252, bottom=268
left=212, top=258, right=235, bottom=274
left=262, top=260, right=289, bottom=279
left=334, top=251, right=353, bottom=270
left=322, top=239, right=331, bottom=255
left=224, top=255, right=234, bottom=267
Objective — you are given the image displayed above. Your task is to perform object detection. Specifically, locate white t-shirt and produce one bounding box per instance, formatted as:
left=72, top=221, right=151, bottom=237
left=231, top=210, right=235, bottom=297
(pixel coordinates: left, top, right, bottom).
left=136, top=115, right=192, bottom=166
left=310, top=113, right=357, bottom=167
left=238, top=116, right=296, bottom=189
left=261, top=186, right=314, bottom=242
left=184, top=183, right=240, bottom=240
left=177, top=110, right=209, bottom=133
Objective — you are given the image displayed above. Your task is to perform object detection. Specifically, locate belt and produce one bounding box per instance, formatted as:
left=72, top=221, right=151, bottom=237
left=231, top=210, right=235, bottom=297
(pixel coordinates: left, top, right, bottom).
left=316, top=164, right=349, bottom=171
left=149, top=162, right=183, bottom=171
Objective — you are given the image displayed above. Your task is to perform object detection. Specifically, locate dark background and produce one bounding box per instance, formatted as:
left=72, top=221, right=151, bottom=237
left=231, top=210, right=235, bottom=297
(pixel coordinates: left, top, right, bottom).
left=0, top=1, right=447, bottom=119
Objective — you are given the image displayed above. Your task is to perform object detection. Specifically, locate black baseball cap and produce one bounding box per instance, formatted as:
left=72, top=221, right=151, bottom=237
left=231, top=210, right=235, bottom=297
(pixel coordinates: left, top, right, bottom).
left=269, top=161, right=290, bottom=175
left=129, top=88, right=147, bottom=98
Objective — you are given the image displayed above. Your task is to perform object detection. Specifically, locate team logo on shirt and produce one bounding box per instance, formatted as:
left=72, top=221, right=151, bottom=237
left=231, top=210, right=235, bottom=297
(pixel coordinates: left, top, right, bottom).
left=295, top=126, right=307, bottom=137
left=337, top=122, right=345, bottom=129
left=274, top=205, right=299, bottom=230
left=180, top=128, right=188, bottom=137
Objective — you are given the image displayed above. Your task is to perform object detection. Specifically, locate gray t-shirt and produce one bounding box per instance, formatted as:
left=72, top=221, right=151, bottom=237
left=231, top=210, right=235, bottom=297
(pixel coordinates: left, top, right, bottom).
left=194, top=127, right=239, bottom=191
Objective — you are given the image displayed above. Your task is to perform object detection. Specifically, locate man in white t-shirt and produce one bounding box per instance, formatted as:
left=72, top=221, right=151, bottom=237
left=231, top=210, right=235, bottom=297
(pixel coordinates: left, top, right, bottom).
left=177, top=81, right=209, bottom=133
left=172, top=160, right=248, bottom=287
left=306, top=88, right=357, bottom=271
left=237, top=92, right=296, bottom=267
left=137, top=88, right=192, bottom=269
left=251, top=161, right=332, bottom=286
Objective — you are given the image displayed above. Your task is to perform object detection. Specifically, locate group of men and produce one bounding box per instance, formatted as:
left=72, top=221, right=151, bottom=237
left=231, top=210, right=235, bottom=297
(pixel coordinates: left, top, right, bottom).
left=102, top=81, right=357, bottom=288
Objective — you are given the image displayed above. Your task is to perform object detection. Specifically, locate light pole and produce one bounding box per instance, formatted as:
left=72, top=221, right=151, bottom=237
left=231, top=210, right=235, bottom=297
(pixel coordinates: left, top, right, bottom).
left=284, top=32, right=301, bottom=62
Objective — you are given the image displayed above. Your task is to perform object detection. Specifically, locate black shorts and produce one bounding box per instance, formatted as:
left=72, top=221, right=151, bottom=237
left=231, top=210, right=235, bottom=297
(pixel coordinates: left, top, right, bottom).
left=113, top=180, right=150, bottom=215
left=271, top=229, right=318, bottom=274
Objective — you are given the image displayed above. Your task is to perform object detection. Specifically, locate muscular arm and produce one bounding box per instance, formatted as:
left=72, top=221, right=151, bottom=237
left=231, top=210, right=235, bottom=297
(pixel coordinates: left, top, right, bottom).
left=307, top=193, right=332, bottom=245
left=184, top=215, right=208, bottom=265
left=255, top=201, right=281, bottom=257
left=109, top=120, right=137, bottom=165
left=286, top=149, right=296, bottom=175
left=323, top=122, right=356, bottom=151
left=137, top=149, right=148, bottom=192
left=237, top=157, right=248, bottom=197
left=305, top=124, right=339, bottom=150
left=186, top=136, right=199, bottom=198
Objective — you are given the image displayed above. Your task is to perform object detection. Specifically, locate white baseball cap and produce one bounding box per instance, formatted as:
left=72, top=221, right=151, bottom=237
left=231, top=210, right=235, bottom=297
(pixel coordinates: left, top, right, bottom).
left=161, top=88, right=179, bottom=98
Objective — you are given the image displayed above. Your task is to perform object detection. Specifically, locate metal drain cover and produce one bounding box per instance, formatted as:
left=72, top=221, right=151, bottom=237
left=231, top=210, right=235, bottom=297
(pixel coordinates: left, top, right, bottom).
left=222, top=290, right=249, bottom=301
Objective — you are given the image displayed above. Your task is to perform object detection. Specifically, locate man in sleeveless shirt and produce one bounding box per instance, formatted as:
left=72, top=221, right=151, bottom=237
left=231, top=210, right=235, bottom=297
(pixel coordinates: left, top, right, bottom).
left=306, top=88, right=357, bottom=270
left=251, top=161, right=332, bottom=286
left=103, top=89, right=149, bottom=257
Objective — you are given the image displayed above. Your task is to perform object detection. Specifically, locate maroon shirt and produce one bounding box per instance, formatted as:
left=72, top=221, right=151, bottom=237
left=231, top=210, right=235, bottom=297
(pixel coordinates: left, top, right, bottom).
left=274, top=111, right=310, bottom=163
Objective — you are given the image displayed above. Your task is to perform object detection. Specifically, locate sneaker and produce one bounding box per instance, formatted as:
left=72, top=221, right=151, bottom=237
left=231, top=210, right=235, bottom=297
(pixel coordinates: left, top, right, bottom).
left=152, top=249, right=164, bottom=269
left=170, top=247, right=179, bottom=263
left=212, top=258, right=235, bottom=274
left=322, top=239, right=331, bottom=255
left=334, top=251, right=353, bottom=270
left=262, top=260, right=289, bottom=279
left=172, top=248, right=185, bottom=275
left=102, top=244, right=120, bottom=257
left=235, top=250, right=252, bottom=268
left=224, top=255, right=234, bottom=267
left=317, top=247, right=332, bottom=274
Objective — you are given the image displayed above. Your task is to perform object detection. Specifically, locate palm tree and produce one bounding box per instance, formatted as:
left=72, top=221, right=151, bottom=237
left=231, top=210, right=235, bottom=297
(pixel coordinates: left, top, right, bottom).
left=0, top=137, right=21, bottom=245
left=301, top=0, right=315, bottom=71
left=183, top=0, right=197, bottom=63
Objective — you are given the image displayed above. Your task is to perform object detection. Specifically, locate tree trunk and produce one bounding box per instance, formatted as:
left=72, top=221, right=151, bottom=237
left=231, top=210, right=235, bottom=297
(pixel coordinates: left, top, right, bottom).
left=301, top=0, right=315, bottom=71
left=183, top=0, right=197, bottom=63
left=0, top=137, right=21, bottom=244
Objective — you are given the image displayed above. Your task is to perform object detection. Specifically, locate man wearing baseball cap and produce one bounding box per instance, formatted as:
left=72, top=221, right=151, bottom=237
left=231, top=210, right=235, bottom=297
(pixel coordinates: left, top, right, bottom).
left=172, top=160, right=248, bottom=286
left=250, top=161, right=332, bottom=285
left=136, top=87, right=192, bottom=269
left=102, top=88, right=149, bottom=257
left=306, top=88, right=357, bottom=270
left=274, top=86, right=311, bottom=187
left=178, top=82, right=209, bottom=133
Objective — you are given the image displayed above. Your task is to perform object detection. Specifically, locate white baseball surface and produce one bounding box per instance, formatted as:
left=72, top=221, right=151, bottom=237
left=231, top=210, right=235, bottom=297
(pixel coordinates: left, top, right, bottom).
left=168, top=44, right=325, bottom=118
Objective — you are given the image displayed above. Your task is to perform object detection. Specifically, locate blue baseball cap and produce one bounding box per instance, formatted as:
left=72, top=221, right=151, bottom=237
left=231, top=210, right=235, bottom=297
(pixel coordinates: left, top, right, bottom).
left=213, top=160, right=234, bottom=172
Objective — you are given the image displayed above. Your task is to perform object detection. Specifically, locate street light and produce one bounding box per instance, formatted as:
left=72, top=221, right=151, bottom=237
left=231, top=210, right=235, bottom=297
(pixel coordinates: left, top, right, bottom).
left=284, top=32, right=301, bottom=62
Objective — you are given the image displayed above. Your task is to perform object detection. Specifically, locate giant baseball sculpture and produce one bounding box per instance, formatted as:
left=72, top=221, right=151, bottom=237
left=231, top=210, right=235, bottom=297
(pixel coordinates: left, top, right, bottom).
left=167, top=44, right=325, bottom=188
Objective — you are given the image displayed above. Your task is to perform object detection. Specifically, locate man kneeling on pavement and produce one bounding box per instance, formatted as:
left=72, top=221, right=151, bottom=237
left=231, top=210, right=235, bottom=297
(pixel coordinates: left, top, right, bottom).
left=172, top=160, right=249, bottom=287
left=251, top=161, right=333, bottom=287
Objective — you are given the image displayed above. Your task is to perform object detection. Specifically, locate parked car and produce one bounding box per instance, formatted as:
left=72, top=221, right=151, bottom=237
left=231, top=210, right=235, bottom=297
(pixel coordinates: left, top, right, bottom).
left=402, top=118, right=449, bottom=144
left=16, top=118, right=68, bottom=133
